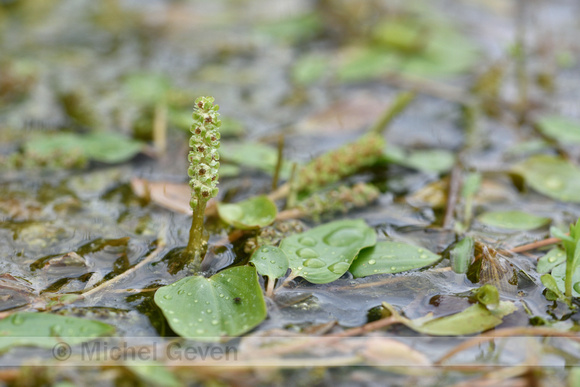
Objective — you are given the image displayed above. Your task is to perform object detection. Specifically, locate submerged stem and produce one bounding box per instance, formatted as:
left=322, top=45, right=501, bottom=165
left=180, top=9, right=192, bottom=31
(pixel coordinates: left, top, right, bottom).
left=185, top=198, right=209, bottom=270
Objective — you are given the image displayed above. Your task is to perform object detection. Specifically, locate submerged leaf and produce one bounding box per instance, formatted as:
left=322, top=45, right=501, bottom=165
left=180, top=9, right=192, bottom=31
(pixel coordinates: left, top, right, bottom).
left=477, top=210, right=550, bottom=230
left=350, top=241, right=440, bottom=278
left=0, top=312, right=114, bottom=351
left=217, top=196, right=277, bottom=230
left=154, top=266, right=267, bottom=341
left=250, top=245, right=289, bottom=280
left=536, top=248, right=566, bottom=274
left=512, top=155, right=580, bottom=203
left=280, top=219, right=376, bottom=284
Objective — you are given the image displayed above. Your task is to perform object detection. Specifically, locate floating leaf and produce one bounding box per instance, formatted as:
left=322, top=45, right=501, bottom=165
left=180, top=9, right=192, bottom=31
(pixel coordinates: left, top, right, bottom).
left=382, top=297, right=516, bottom=336
left=383, top=146, right=455, bottom=173
left=471, top=284, right=500, bottom=310
left=537, top=248, right=566, bottom=274
left=154, top=266, right=267, bottom=341
left=350, top=241, right=440, bottom=278
left=26, top=132, right=144, bottom=164
left=449, top=236, right=474, bottom=274
left=221, top=142, right=293, bottom=178
left=280, top=219, right=376, bottom=284
left=250, top=245, right=289, bottom=280
left=0, top=312, right=114, bottom=351
left=512, top=155, right=580, bottom=203
left=126, top=361, right=182, bottom=387
left=540, top=273, right=568, bottom=300
left=536, top=115, right=580, bottom=144
left=477, top=210, right=550, bottom=230
left=551, top=263, right=580, bottom=298
left=217, top=196, right=277, bottom=230
left=292, top=53, right=328, bottom=85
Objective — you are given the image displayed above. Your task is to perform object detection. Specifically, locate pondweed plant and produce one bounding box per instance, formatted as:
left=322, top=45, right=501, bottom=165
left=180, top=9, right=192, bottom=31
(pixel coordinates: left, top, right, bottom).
left=185, top=96, right=221, bottom=268
left=550, top=220, right=580, bottom=298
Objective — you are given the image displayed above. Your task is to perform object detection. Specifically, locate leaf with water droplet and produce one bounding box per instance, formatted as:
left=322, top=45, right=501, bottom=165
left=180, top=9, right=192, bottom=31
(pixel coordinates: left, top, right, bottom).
left=512, top=155, right=580, bottom=203
left=548, top=263, right=580, bottom=298
left=154, top=266, right=267, bottom=341
left=350, top=241, right=440, bottom=278
left=280, top=219, right=376, bottom=284
left=249, top=245, right=289, bottom=280
left=477, top=210, right=550, bottom=231
left=217, top=195, right=277, bottom=230
left=0, top=312, right=114, bottom=351
left=448, top=236, right=474, bottom=274
left=536, top=247, right=566, bottom=274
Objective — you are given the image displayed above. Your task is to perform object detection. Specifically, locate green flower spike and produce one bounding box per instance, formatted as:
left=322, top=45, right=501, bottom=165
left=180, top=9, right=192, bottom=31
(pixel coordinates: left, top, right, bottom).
left=185, top=96, right=221, bottom=267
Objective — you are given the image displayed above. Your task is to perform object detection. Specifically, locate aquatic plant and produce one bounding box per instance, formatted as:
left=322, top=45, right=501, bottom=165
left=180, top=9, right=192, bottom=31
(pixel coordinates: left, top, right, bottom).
left=185, top=96, right=221, bottom=267
left=551, top=220, right=580, bottom=298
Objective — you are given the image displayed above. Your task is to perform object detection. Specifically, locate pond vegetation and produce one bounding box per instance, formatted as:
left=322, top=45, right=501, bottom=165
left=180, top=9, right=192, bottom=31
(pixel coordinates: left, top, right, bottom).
left=1, top=0, right=580, bottom=385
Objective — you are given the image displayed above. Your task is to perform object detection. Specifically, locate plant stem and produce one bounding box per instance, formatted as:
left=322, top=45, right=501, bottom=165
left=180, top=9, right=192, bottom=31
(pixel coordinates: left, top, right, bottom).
left=185, top=198, right=208, bottom=269
left=369, top=91, right=416, bottom=135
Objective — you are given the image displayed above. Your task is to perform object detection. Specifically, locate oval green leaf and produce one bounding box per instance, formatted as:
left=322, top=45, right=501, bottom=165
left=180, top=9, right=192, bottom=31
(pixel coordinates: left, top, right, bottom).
left=449, top=236, right=474, bottom=274
left=512, top=155, right=580, bottom=203
left=536, top=115, right=580, bottom=144
left=217, top=195, right=277, bottom=230
left=0, top=312, right=115, bottom=351
left=249, top=245, right=289, bottom=280
left=477, top=210, right=551, bottom=230
left=280, top=219, right=376, bottom=284
left=536, top=248, right=566, bottom=274
left=154, top=266, right=267, bottom=341
left=350, top=241, right=440, bottom=278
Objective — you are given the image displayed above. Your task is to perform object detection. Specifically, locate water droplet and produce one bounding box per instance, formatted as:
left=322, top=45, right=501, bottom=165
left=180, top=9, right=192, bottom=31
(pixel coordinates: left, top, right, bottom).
left=205, top=301, right=210, bottom=305
left=270, top=260, right=276, bottom=264
left=368, top=259, right=376, bottom=265
left=548, top=257, right=556, bottom=263
left=207, top=309, right=212, bottom=314
left=546, top=177, right=563, bottom=190
left=297, top=266, right=303, bottom=270
left=194, top=299, right=198, bottom=303
left=196, top=329, right=205, bottom=334
left=172, top=318, right=180, bottom=323
left=187, top=292, right=193, bottom=296
left=299, top=237, right=317, bottom=247
left=177, top=290, right=185, bottom=295
left=227, top=278, right=231, bottom=282
left=261, top=247, right=269, bottom=253
left=297, top=248, right=319, bottom=258
left=219, top=294, right=224, bottom=298
left=323, top=227, right=364, bottom=247
left=168, top=310, right=175, bottom=315
left=418, top=248, right=424, bottom=253
left=198, top=318, right=203, bottom=322
left=420, top=254, right=428, bottom=259
left=51, top=325, right=62, bottom=335
left=328, top=262, right=350, bottom=274
left=390, top=266, right=397, bottom=271
left=163, top=294, right=173, bottom=300
left=303, top=258, right=325, bottom=268
left=211, top=320, right=219, bottom=326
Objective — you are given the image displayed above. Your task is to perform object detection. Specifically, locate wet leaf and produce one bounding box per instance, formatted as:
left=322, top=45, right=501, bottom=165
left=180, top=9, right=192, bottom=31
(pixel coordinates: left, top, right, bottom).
left=221, top=142, right=293, bottom=178
left=280, top=219, right=376, bottom=284
left=217, top=195, right=277, bottom=230
left=382, top=297, right=516, bottom=336
left=26, top=132, right=144, bottom=164
left=512, top=155, right=580, bottom=203
left=449, top=236, right=474, bottom=274
left=154, top=266, right=267, bottom=341
left=350, top=241, right=440, bottom=278
left=250, top=245, right=289, bottom=280
left=536, top=115, right=580, bottom=144
left=471, top=284, right=500, bottom=310
left=383, top=146, right=455, bottom=173
left=536, top=248, right=566, bottom=274
left=551, top=263, right=580, bottom=298
left=477, top=210, right=550, bottom=230
left=0, top=312, right=115, bottom=351
left=540, top=273, right=568, bottom=300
